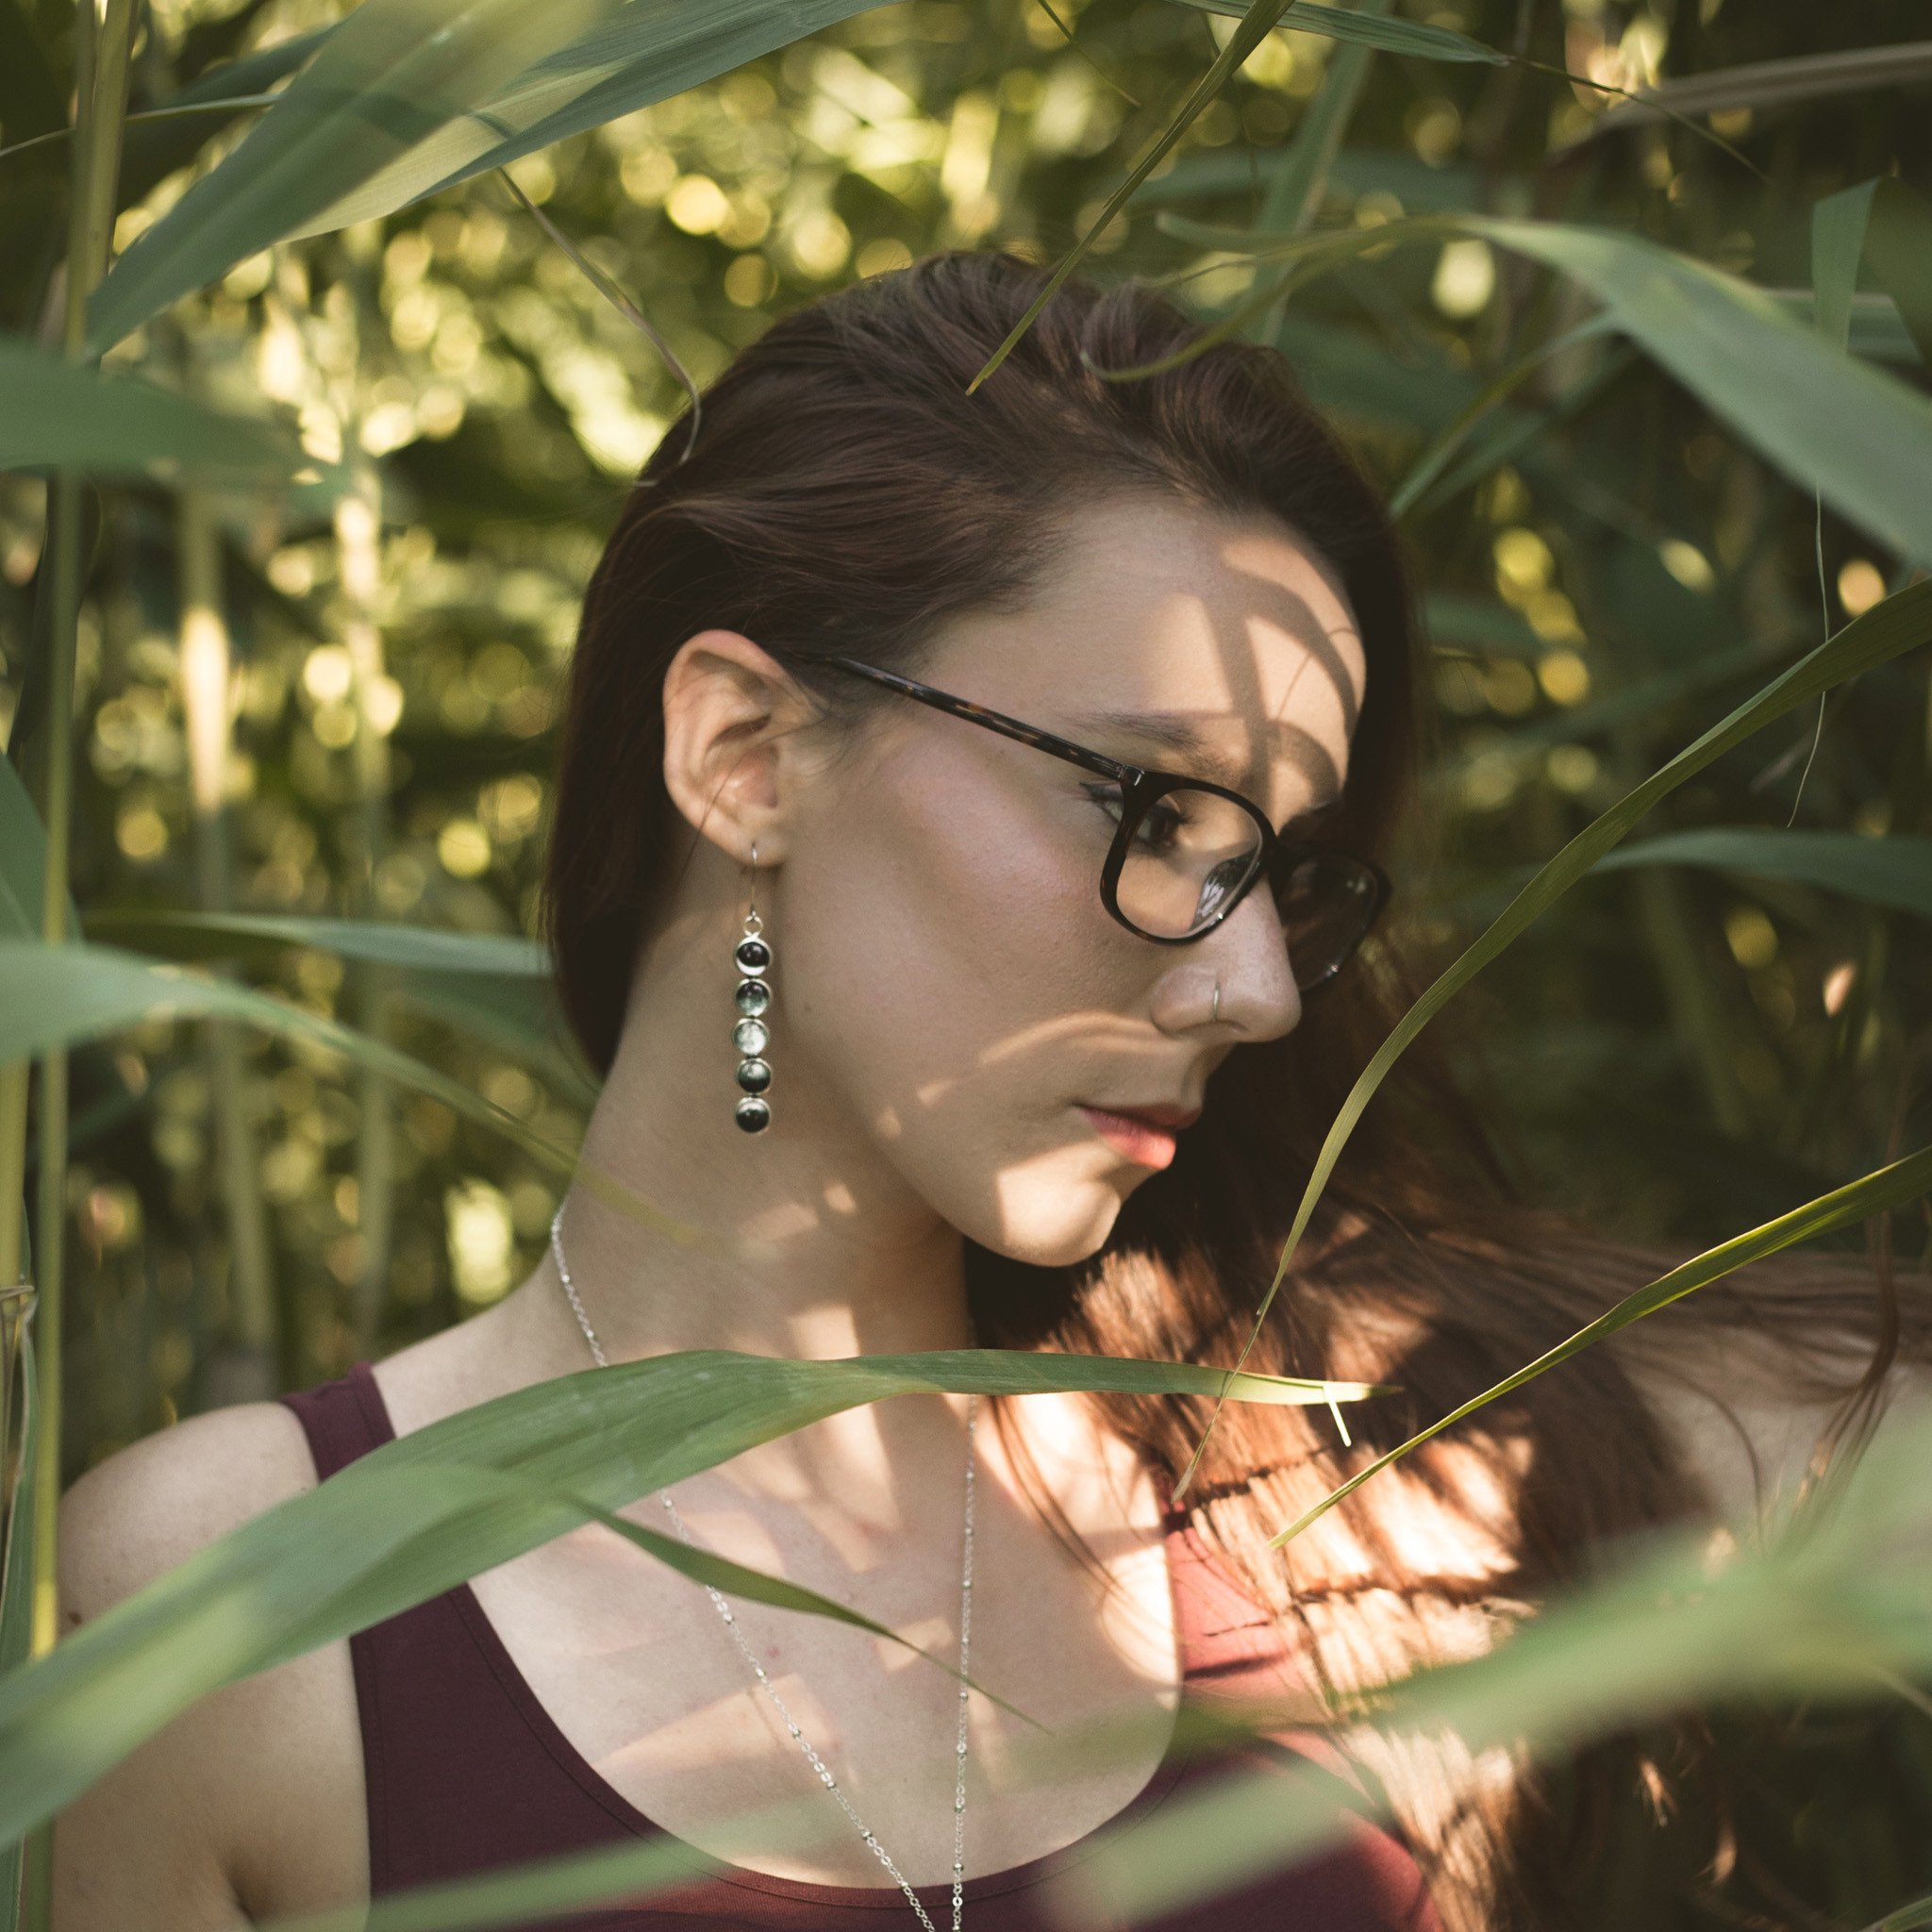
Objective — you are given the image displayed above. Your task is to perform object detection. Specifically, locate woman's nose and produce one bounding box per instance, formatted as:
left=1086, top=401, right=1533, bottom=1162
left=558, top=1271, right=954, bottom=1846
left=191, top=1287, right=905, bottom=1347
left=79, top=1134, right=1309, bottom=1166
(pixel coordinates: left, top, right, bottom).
left=1152, top=891, right=1302, bottom=1041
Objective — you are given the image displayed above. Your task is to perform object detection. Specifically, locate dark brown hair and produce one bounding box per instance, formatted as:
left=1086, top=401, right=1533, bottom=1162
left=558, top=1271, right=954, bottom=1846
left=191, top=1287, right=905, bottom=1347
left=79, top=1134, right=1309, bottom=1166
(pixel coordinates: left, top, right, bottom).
left=544, top=251, right=1920, bottom=1927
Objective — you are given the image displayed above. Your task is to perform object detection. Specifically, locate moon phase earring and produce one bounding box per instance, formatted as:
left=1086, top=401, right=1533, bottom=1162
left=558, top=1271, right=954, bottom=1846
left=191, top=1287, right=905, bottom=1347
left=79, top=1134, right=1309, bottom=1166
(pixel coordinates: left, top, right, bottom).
left=732, top=843, right=774, bottom=1134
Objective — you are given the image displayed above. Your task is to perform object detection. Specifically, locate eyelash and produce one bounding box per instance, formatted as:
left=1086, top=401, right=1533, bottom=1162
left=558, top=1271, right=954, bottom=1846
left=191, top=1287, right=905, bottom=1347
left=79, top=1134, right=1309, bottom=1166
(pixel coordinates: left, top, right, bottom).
left=1080, top=782, right=1343, bottom=843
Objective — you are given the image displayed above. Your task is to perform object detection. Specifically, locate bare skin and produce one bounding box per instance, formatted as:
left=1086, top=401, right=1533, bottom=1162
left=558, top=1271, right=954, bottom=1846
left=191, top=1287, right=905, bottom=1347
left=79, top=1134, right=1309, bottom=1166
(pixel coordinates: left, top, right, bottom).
left=50, top=487, right=1912, bottom=1928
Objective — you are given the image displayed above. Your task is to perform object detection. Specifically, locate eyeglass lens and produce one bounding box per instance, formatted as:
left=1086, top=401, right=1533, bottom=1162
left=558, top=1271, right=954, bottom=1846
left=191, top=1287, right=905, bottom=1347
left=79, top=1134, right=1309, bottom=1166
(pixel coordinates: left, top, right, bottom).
left=1111, top=786, right=1377, bottom=984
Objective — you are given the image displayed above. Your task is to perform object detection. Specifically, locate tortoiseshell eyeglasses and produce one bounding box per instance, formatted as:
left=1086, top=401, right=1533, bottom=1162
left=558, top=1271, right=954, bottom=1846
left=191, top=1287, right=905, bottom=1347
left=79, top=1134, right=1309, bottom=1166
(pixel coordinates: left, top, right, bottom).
left=819, top=656, right=1389, bottom=991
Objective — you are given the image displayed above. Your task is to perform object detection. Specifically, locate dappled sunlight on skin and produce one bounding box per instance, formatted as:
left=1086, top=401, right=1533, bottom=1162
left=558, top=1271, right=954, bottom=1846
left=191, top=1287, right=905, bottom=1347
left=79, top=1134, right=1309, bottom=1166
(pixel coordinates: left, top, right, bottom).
left=403, top=490, right=1375, bottom=1888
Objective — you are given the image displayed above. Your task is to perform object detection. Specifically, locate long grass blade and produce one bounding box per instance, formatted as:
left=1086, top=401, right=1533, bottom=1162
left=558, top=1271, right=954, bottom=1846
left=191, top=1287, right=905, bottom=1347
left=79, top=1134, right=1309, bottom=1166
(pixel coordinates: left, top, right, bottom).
left=1568, top=40, right=1932, bottom=138
left=1173, top=577, right=1932, bottom=1501
left=0, top=1347, right=1382, bottom=1852
left=1268, top=1145, right=1932, bottom=1548
left=293, top=0, right=893, bottom=237
left=0, top=341, right=325, bottom=489
left=1589, top=828, right=1932, bottom=920
left=1064, top=1395, right=1932, bottom=1924
left=0, top=938, right=695, bottom=1256
left=965, top=0, right=1307, bottom=394
left=86, top=0, right=616, bottom=351
left=1151, top=211, right=1932, bottom=565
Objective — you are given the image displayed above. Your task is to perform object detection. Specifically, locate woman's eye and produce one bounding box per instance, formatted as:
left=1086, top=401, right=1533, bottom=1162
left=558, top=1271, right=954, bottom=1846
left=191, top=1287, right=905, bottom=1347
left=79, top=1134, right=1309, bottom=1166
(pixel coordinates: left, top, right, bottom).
left=1082, top=782, right=1127, bottom=827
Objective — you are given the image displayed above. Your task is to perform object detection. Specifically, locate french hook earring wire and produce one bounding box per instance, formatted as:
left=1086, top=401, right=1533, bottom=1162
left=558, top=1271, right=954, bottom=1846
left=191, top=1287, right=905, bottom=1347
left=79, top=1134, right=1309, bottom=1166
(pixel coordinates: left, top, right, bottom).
left=732, top=841, right=774, bottom=1134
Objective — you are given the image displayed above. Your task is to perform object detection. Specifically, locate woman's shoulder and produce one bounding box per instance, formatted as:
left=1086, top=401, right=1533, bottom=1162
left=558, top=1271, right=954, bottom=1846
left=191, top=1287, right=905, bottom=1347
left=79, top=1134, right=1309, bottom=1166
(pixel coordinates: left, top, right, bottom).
left=58, top=1397, right=321, bottom=1635
left=1629, top=1331, right=1932, bottom=1535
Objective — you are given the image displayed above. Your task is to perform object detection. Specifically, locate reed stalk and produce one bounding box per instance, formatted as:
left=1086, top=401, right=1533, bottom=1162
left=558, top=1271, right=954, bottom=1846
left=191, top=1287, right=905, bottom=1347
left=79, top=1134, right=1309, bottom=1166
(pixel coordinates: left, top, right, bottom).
left=335, top=482, right=397, bottom=1357
left=178, top=486, right=279, bottom=1399
left=28, top=0, right=139, bottom=1648
left=11, top=9, right=142, bottom=1921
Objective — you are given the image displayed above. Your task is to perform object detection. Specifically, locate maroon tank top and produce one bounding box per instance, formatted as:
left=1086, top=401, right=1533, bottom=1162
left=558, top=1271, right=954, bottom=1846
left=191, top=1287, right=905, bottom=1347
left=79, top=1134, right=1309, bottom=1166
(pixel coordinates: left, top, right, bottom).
left=282, top=1363, right=1441, bottom=1930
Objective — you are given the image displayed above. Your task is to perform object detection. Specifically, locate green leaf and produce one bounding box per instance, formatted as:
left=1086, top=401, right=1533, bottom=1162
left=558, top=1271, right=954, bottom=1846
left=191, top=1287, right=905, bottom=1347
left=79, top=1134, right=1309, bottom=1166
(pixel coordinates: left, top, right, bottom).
left=1763, top=289, right=1921, bottom=365
left=1062, top=1390, right=1932, bottom=1924
left=0, top=758, right=46, bottom=941
left=283, top=0, right=898, bottom=238
left=1391, top=313, right=1620, bottom=517
left=86, top=0, right=617, bottom=351
left=80, top=911, right=596, bottom=1102
left=1269, top=1144, right=1932, bottom=1547
left=1175, top=577, right=1932, bottom=1500
left=1174, top=213, right=1932, bottom=565
left=0, top=938, right=687, bottom=1248
left=1812, top=181, right=1873, bottom=353
left=966, top=0, right=1306, bottom=394
left=1575, top=41, right=1932, bottom=136
left=1257, top=1, right=1391, bottom=237
left=1466, top=219, right=1932, bottom=562
left=1813, top=177, right=1932, bottom=370
left=1863, top=179, right=1932, bottom=368
left=1174, top=0, right=1505, bottom=65
left=1589, top=829, right=1932, bottom=921
left=0, top=1347, right=1381, bottom=1851
left=81, top=909, right=549, bottom=979
left=1868, top=1892, right=1932, bottom=1932
left=0, top=340, right=328, bottom=491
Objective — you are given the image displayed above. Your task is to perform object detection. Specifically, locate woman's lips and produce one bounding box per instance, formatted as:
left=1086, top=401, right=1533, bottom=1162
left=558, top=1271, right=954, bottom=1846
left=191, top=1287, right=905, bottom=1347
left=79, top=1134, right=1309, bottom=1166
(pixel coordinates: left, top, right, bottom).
left=1076, top=1106, right=1179, bottom=1171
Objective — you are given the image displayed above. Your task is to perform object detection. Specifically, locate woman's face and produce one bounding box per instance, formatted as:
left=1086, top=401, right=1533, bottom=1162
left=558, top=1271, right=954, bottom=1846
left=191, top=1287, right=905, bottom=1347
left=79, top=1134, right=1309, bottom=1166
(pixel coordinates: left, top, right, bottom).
left=774, top=491, right=1370, bottom=1267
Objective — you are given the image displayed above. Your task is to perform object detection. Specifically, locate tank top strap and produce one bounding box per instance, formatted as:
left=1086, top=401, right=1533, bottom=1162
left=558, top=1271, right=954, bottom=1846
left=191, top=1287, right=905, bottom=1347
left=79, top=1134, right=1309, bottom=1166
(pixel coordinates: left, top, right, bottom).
left=279, top=1358, right=395, bottom=1478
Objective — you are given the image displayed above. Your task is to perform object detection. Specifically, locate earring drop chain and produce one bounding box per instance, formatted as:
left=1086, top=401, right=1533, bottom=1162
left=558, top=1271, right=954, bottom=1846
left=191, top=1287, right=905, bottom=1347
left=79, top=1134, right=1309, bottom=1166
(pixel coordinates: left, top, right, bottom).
left=732, top=845, right=774, bottom=1132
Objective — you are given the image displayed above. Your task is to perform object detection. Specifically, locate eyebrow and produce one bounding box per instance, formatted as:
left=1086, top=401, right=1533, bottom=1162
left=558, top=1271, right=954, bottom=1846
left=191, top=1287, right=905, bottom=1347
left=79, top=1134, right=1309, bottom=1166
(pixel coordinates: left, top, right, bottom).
left=1066, top=706, right=1346, bottom=825
left=1064, top=707, right=1251, bottom=786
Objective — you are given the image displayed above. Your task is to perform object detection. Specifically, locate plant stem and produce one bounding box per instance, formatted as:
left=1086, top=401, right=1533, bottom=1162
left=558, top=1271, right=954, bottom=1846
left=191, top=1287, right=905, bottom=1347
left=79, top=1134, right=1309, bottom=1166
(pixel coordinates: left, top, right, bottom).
left=1242, top=0, right=1392, bottom=346
left=27, top=0, right=141, bottom=1672
left=178, top=485, right=279, bottom=1399
left=335, top=482, right=397, bottom=1359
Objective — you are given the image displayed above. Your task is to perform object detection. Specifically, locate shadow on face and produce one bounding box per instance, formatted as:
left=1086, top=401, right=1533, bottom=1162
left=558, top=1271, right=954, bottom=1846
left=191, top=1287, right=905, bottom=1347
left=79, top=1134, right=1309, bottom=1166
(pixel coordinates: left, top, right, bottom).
left=772, top=491, right=1371, bottom=1269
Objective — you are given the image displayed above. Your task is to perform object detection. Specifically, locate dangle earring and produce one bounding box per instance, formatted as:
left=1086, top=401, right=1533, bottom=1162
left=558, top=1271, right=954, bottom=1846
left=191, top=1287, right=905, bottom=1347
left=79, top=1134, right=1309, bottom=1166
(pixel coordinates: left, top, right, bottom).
left=731, top=842, right=774, bottom=1134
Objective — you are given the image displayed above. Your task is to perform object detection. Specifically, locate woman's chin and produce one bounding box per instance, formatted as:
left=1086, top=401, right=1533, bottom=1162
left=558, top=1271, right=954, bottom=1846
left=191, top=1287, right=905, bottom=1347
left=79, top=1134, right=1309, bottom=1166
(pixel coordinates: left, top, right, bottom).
left=976, top=1177, right=1126, bottom=1269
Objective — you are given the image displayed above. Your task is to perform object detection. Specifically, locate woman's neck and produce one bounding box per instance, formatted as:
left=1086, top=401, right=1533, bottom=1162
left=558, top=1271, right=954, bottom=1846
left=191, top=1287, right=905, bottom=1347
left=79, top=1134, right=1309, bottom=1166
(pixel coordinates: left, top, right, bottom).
left=550, top=929, right=976, bottom=1369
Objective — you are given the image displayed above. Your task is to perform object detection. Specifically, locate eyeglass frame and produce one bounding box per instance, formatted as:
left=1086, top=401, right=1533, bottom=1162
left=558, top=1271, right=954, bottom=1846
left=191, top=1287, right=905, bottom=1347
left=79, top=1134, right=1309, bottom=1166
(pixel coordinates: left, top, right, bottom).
left=815, top=654, right=1391, bottom=989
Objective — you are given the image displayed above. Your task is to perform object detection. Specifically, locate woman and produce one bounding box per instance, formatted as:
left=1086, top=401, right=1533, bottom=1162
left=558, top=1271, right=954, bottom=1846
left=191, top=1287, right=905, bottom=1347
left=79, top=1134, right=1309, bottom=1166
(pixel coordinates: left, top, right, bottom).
left=51, top=251, right=1921, bottom=1931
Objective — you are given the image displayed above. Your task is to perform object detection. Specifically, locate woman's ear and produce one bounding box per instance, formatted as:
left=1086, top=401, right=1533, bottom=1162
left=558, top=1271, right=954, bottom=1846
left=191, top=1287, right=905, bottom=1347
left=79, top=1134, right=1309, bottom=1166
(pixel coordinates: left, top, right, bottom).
left=660, top=629, right=820, bottom=865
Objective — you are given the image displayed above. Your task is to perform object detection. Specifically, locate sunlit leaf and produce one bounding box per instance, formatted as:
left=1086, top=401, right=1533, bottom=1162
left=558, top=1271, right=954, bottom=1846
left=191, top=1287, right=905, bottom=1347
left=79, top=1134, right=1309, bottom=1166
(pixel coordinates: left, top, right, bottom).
left=0, top=340, right=327, bottom=490
left=1574, top=40, right=1932, bottom=137
left=0, top=1346, right=1381, bottom=1850
left=1162, top=212, right=1932, bottom=564
left=286, top=0, right=896, bottom=237
left=1176, top=579, right=1932, bottom=1498
left=1062, top=1394, right=1932, bottom=1924
left=1175, top=0, right=1504, bottom=64
left=86, top=0, right=616, bottom=350
left=0, top=939, right=690, bottom=1250
left=1268, top=1144, right=1932, bottom=1547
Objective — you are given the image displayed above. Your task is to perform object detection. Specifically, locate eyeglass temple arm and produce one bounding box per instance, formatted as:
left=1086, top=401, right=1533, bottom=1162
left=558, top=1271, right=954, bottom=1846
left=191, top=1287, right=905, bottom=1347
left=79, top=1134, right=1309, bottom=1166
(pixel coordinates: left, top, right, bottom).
left=819, top=655, right=1137, bottom=784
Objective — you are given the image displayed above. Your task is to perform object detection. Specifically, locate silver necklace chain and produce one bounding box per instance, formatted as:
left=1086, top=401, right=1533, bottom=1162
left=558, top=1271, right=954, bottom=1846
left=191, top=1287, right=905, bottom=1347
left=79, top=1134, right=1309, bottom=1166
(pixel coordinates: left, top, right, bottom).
left=548, top=1210, right=976, bottom=1931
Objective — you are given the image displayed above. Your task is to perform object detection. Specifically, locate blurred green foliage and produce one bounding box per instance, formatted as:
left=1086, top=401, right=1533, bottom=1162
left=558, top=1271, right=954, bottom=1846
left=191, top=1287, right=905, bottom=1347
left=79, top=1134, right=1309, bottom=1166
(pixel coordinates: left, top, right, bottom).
left=2, top=0, right=1932, bottom=1923
left=1, top=0, right=1926, bottom=1457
